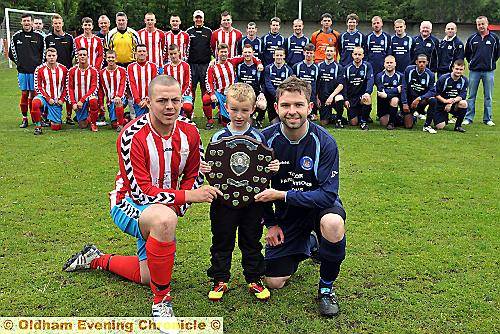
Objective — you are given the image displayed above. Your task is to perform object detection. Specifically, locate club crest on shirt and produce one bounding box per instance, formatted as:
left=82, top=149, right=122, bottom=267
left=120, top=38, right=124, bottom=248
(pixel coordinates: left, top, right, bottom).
left=404, top=41, right=408, bottom=46
left=355, top=38, right=359, bottom=43
left=252, top=70, right=256, bottom=75
left=393, top=80, right=398, bottom=85
left=360, top=70, right=365, bottom=76
left=421, top=78, right=426, bottom=84
left=302, top=41, right=306, bottom=46
left=300, top=156, right=313, bottom=171
left=281, top=72, right=286, bottom=78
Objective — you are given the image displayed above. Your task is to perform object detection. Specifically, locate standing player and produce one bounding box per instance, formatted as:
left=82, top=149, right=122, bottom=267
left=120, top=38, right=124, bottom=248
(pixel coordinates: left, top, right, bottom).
left=238, top=22, right=263, bottom=58
left=433, top=59, right=468, bottom=132
left=339, top=13, right=364, bottom=67
left=261, top=17, right=285, bottom=66
left=186, top=10, right=212, bottom=110
left=285, top=19, right=310, bottom=67
left=163, top=45, right=193, bottom=118
left=31, top=47, right=68, bottom=135
left=164, top=15, right=190, bottom=62
left=74, top=17, right=104, bottom=70
left=67, top=48, right=99, bottom=131
left=98, top=50, right=128, bottom=132
left=138, top=13, right=165, bottom=68
left=263, top=48, right=293, bottom=123
left=344, top=47, right=374, bottom=130
left=375, top=55, right=402, bottom=130
left=127, top=44, right=159, bottom=118
left=365, top=16, right=391, bottom=75
left=411, top=21, right=439, bottom=74
left=255, top=76, right=347, bottom=317
left=437, top=22, right=464, bottom=78
left=401, top=54, right=437, bottom=132
left=311, top=13, right=340, bottom=64
left=464, top=16, right=499, bottom=126
left=106, top=12, right=141, bottom=68
left=63, top=75, right=221, bottom=323
left=390, top=19, right=413, bottom=74
left=9, top=14, right=45, bottom=128
left=293, top=43, right=320, bottom=120
left=236, top=44, right=267, bottom=127
left=44, top=14, right=75, bottom=125
left=96, top=15, right=111, bottom=40
left=33, top=18, right=47, bottom=38
left=317, top=45, right=345, bottom=127
left=211, top=11, right=242, bottom=59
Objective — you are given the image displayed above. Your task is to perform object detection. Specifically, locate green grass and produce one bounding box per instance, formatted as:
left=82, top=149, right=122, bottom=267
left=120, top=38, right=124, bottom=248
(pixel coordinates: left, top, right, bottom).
left=0, top=66, right=499, bottom=333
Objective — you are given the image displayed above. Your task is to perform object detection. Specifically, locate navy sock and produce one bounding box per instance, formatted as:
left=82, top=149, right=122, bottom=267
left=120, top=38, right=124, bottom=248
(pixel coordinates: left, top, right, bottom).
left=319, top=235, right=346, bottom=284
left=455, top=107, right=467, bottom=128
left=362, top=104, right=372, bottom=122
left=334, top=100, right=344, bottom=119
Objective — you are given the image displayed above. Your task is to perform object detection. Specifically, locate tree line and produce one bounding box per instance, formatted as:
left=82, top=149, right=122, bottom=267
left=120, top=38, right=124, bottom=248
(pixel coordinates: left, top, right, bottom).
left=1, top=0, right=499, bottom=32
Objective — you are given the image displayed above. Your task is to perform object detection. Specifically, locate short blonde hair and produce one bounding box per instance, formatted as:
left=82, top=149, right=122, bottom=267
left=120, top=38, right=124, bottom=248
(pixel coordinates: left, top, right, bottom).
left=226, top=83, right=256, bottom=106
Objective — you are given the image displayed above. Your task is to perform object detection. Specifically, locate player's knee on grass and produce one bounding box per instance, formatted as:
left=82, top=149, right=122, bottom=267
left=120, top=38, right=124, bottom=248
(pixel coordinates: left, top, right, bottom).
left=320, top=214, right=345, bottom=243
left=379, top=115, right=389, bottom=126
left=403, top=114, right=414, bottom=129
left=350, top=116, right=358, bottom=126
left=390, top=97, right=399, bottom=107
left=436, top=122, right=446, bottom=129
left=78, top=120, right=88, bottom=129
left=202, top=93, right=212, bottom=106
left=457, top=100, right=467, bottom=109
left=264, top=276, right=290, bottom=289
left=139, top=204, right=178, bottom=242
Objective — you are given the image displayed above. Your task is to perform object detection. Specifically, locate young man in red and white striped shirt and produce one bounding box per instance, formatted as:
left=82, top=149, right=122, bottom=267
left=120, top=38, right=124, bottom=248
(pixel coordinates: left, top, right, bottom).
left=211, top=11, right=242, bottom=59
left=74, top=17, right=104, bottom=70
left=203, top=43, right=262, bottom=129
left=138, top=13, right=165, bottom=67
left=31, top=47, right=68, bottom=135
left=163, top=44, right=193, bottom=118
left=127, top=44, right=159, bottom=118
left=63, top=75, right=222, bottom=323
left=99, top=50, right=128, bottom=132
left=164, top=15, right=190, bottom=62
left=67, top=47, right=100, bottom=131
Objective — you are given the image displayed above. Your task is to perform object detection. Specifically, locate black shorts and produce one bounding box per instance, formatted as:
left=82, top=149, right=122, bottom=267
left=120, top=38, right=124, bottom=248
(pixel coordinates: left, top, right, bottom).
left=347, top=96, right=363, bottom=120
left=434, top=102, right=459, bottom=125
left=265, top=205, right=346, bottom=277
left=377, top=97, right=391, bottom=117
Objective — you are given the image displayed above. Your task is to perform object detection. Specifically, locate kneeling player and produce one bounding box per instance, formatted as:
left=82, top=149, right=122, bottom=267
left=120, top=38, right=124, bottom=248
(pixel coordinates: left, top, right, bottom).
left=67, top=48, right=99, bottom=131
left=31, top=47, right=68, bottom=135
left=63, top=75, right=222, bottom=322
left=433, top=59, right=468, bottom=133
left=98, top=50, right=127, bottom=132
left=317, top=45, right=345, bottom=127
left=202, top=83, right=279, bottom=301
left=401, top=54, right=436, bottom=131
left=163, top=44, right=193, bottom=118
left=375, top=55, right=403, bottom=130
left=344, top=46, right=373, bottom=130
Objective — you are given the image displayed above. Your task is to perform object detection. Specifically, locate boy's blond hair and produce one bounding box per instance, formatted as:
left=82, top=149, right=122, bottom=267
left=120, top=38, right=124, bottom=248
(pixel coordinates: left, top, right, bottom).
left=226, top=83, right=256, bottom=106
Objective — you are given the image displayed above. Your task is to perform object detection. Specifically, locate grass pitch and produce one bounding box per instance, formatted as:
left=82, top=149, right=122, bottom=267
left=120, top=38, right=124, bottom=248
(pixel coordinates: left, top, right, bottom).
left=0, top=66, right=498, bottom=333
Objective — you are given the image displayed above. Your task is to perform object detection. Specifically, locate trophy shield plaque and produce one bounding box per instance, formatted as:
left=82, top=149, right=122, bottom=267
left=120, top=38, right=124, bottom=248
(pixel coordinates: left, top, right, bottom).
left=205, top=135, right=274, bottom=209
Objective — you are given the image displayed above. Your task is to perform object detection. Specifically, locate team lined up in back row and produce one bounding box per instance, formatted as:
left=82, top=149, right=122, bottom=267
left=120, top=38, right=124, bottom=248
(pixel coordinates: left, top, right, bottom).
left=8, top=11, right=499, bottom=135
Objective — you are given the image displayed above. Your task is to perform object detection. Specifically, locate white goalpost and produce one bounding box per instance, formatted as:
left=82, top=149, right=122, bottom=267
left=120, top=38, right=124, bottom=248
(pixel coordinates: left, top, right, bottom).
left=3, top=8, right=57, bottom=68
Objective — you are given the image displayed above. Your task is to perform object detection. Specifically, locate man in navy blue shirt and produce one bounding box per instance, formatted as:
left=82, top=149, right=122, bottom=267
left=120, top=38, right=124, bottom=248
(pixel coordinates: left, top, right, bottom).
left=255, top=76, right=346, bottom=317
left=285, top=19, right=309, bottom=67
left=375, top=55, right=403, bottom=130
left=432, top=59, right=468, bottom=132
left=293, top=43, right=320, bottom=120
left=262, top=17, right=286, bottom=66
left=344, top=46, right=374, bottom=130
left=464, top=16, right=499, bottom=126
left=390, top=19, right=413, bottom=74
left=263, top=48, right=292, bottom=123
left=317, top=45, right=345, bottom=127
left=237, top=22, right=262, bottom=58
left=339, top=13, right=365, bottom=67
left=437, top=22, right=464, bottom=78
left=366, top=16, right=391, bottom=75
left=411, top=21, right=439, bottom=74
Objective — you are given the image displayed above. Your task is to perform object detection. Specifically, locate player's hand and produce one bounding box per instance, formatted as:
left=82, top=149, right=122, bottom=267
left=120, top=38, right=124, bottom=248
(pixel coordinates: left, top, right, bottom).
left=257, top=64, right=264, bottom=72
left=410, top=98, right=420, bottom=109
left=377, top=91, right=387, bottom=99
left=267, top=159, right=280, bottom=173
left=344, top=100, right=350, bottom=109
left=402, top=104, right=410, bottom=114
left=57, top=99, right=64, bottom=106
left=113, top=97, right=122, bottom=105
left=444, top=104, right=452, bottom=112
left=397, top=86, right=402, bottom=93
left=77, top=101, right=83, bottom=109
left=265, top=225, right=284, bottom=247
left=210, top=94, right=217, bottom=103
left=48, top=98, right=55, bottom=105
left=139, top=99, right=148, bottom=108
left=185, top=185, right=223, bottom=203
left=200, top=161, right=212, bottom=174
left=72, top=104, right=78, bottom=111
left=254, top=188, right=286, bottom=202
left=325, top=96, right=333, bottom=106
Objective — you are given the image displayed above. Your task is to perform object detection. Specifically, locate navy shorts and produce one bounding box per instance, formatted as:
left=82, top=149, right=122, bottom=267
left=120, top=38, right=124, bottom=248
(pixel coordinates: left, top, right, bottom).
left=434, top=102, right=460, bottom=125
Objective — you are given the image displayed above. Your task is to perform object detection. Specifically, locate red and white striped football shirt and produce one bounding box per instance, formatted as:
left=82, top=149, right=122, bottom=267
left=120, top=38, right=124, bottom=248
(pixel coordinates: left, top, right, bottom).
left=34, top=63, right=68, bottom=101
left=164, top=30, right=190, bottom=62
left=162, top=61, right=192, bottom=98
left=205, top=57, right=258, bottom=96
left=67, top=64, right=99, bottom=105
left=127, top=61, right=159, bottom=104
left=98, top=66, right=127, bottom=105
left=138, top=28, right=166, bottom=67
left=111, top=114, right=204, bottom=216
left=211, top=27, right=243, bottom=58
left=74, top=34, right=104, bottom=69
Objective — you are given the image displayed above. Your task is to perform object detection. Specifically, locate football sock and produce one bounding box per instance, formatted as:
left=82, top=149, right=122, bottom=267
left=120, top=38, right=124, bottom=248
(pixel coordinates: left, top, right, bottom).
left=28, top=97, right=33, bottom=113
left=319, top=235, right=346, bottom=283
left=66, top=103, right=73, bottom=119
left=319, top=278, right=334, bottom=293
left=20, top=91, right=29, bottom=116
left=30, top=98, right=42, bottom=125
left=202, top=94, right=213, bottom=121
left=88, top=99, right=99, bottom=124
left=116, top=105, right=125, bottom=125
left=90, top=253, right=112, bottom=270
left=334, top=100, right=344, bottom=119
left=455, top=108, right=467, bottom=128
left=389, top=105, right=398, bottom=125
left=362, top=105, right=372, bottom=123
left=99, top=255, right=141, bottom=284
left=146, top=236, right=176, bottom=304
